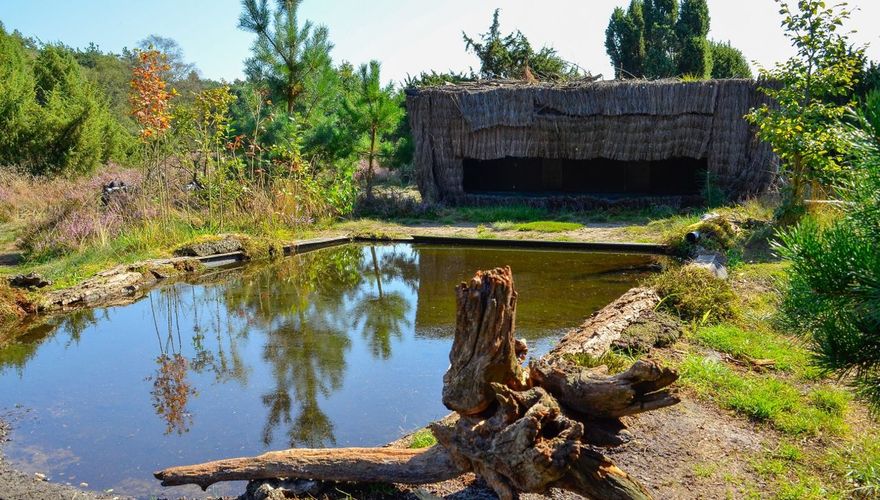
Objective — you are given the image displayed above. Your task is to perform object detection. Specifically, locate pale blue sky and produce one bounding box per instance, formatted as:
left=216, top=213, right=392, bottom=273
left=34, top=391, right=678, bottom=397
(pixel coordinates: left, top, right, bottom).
left=1, top=0, right=879, bottom=86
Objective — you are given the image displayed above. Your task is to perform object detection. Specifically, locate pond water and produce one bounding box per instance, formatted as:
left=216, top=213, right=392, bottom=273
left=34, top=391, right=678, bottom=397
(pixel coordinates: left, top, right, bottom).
left=0, top=243, right=656, bottom=498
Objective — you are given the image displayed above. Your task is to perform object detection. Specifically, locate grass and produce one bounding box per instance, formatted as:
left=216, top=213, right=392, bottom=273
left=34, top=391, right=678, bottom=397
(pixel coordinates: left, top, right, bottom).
left=0, top=219, right=302, bottom=290
left=492, top=220, right=584, bottom=233
left=692, top=323, right=813, bottom=375
left=679, top=354, right=848, bottom=436
left=829, top=435, right=880, bottom=496
left=408, top=428, right=437, bottom=449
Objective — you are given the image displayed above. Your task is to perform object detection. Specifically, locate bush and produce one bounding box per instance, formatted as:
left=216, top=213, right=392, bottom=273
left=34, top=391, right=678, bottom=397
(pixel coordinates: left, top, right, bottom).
left=710, top=40, right=752, bottom=79
left=776, top=104, right=880, bottom=406
left=651, top=265, right=737, bottom=323
left=27, top=45, right=126, bottom=176
left=0, top=28, right=131, bottom=176
left=0, top=25, right=35, bottom=167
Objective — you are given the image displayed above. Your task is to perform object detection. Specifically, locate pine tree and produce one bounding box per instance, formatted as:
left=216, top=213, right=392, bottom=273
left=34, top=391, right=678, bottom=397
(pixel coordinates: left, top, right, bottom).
left=342, top=61, right=402, bottom=201
left=463, top=9, right=578, bottom=80
left=238, top=0, right=334, bottom=115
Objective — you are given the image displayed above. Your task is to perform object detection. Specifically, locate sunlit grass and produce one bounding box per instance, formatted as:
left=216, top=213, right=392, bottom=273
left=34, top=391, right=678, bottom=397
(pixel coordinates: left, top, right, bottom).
left=492, top=220, right=584, bottom=233
left=679, top=354, right=848, bottom=437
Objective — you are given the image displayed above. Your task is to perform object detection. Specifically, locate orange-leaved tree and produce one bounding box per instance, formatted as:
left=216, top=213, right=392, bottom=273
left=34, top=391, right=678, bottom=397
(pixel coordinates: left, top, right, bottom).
left=130, top=49, right=176, bottom=213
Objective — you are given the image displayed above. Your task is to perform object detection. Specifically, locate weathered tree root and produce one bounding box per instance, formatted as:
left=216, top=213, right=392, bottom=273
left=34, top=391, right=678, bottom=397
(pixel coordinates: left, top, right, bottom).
left=154, top=266, right=678, bottom=499
left=530, top=359, right=680, bottom=419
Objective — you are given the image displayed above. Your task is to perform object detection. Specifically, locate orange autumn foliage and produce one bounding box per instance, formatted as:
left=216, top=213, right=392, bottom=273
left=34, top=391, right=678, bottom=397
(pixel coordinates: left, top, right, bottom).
left=130, top=49, right=175, bottom=141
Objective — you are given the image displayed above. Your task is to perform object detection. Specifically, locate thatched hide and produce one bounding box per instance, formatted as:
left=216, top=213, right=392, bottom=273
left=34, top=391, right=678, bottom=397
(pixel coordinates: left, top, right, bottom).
left=405, top=80, right=776, bottom=206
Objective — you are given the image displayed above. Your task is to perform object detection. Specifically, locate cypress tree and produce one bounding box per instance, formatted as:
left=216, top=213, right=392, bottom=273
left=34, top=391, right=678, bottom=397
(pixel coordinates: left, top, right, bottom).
left=605, top=1, right=646, bottom=79
left=643, top=0, right=679, bottom=78
left=676, top=0, right=712, bottom=77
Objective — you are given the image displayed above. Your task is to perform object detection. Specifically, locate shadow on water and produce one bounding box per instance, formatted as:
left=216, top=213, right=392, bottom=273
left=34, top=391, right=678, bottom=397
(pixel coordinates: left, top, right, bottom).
left=0, top=243, right=656, bottom=497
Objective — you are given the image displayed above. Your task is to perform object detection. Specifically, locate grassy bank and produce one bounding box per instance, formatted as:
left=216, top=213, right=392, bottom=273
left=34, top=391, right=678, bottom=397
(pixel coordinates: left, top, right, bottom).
left=645, top=256, right=879, bottom=498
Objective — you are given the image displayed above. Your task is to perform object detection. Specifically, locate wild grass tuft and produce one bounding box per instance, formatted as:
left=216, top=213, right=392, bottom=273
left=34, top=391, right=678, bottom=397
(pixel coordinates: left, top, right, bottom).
left=651, top=265, right=737, bottom=323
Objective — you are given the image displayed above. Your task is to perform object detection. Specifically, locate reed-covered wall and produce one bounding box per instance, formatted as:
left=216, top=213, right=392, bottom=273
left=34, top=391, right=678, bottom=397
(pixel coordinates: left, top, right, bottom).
left=406, top=80, right=777, bottom=205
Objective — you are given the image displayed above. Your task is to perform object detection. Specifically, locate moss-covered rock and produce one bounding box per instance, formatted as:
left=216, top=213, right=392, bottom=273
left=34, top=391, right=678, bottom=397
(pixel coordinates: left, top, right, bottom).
left=612, top=310, right=683, bottom=354
left=174, top=234, right=245, bottom=257
left=239, top=236, right=282, bottom=260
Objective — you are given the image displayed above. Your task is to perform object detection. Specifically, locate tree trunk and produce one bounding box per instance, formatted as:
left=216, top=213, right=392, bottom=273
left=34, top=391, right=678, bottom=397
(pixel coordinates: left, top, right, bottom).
left=442, top=266, right=526, bottom=415
left=155, top=446, right=463, bottom=490
left=546, top=287, right=660, bottom=363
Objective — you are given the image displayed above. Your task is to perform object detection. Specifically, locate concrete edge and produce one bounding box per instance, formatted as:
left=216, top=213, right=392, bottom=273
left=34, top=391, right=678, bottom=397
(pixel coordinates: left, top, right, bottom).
left=169, top=234, right=673, bottom=269
left=409, top=235, right=672, bottom=255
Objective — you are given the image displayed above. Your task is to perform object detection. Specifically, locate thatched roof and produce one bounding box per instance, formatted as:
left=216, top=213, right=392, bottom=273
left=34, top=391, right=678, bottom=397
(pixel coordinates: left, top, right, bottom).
left=406, top=79, right=776, bottom=205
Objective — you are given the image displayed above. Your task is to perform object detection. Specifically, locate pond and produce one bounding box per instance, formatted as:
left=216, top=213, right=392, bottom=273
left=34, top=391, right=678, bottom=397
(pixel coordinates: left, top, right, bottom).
left=0, top=243, right=656, bottom=498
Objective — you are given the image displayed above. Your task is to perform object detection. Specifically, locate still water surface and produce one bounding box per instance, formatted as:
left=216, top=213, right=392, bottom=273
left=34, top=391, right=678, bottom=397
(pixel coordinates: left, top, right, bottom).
left=0, top=244, right=655, bottom=497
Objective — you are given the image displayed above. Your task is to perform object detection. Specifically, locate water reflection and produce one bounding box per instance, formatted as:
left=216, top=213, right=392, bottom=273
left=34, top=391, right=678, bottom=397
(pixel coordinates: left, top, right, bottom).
left=0, top=243, right=656, bottom=497
left=353, top=247, right=413, bottom=359
left=223, top=246, right=362, bottom=448
left=146, top=289, right=196, bottom=435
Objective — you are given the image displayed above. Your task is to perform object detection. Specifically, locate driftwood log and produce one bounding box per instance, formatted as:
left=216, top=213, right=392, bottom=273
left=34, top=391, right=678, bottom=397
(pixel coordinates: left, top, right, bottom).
left=155, top=267, right=678, bottom=499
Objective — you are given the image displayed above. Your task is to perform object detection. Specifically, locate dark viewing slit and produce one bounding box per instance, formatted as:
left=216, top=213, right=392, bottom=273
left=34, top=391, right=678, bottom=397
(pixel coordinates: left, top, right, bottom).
left=462, top=157, right=708, bottom=197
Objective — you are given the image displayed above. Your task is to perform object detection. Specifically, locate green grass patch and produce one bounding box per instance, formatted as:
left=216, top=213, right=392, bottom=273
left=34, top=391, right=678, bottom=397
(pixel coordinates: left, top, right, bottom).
left=408, top=428, right=437, bottom=449
left=451, top=205, right=550, bottom=223
left=692, top=324, right=812, bottom=375
left=692, top=462, right=719, bottom=478
left=567, top=351, right=635, bottom=375
left=492, top=220, right=584, bottom=233
left=679, top=354, right=848, bottom=437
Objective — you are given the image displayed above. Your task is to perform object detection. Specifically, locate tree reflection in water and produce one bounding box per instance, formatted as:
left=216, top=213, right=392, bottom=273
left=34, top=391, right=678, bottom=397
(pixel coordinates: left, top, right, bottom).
left=44, top=244, right=419, bottom=447
left=147, top=287, right=196, bottom=435
left=351, top=246, right=414, bottom=359
left=223, top=245, right=363, bottom=448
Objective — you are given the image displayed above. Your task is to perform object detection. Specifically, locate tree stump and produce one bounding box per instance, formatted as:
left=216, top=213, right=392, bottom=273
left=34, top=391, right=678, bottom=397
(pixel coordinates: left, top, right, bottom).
left=443, top=266, right=527, bottom=415
left=155, top=267, right=678, bottom=499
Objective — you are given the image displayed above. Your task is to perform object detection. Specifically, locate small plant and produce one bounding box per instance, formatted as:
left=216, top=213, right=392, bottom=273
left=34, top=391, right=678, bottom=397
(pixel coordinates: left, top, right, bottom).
left=408, top=428, right=437, bottom=449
